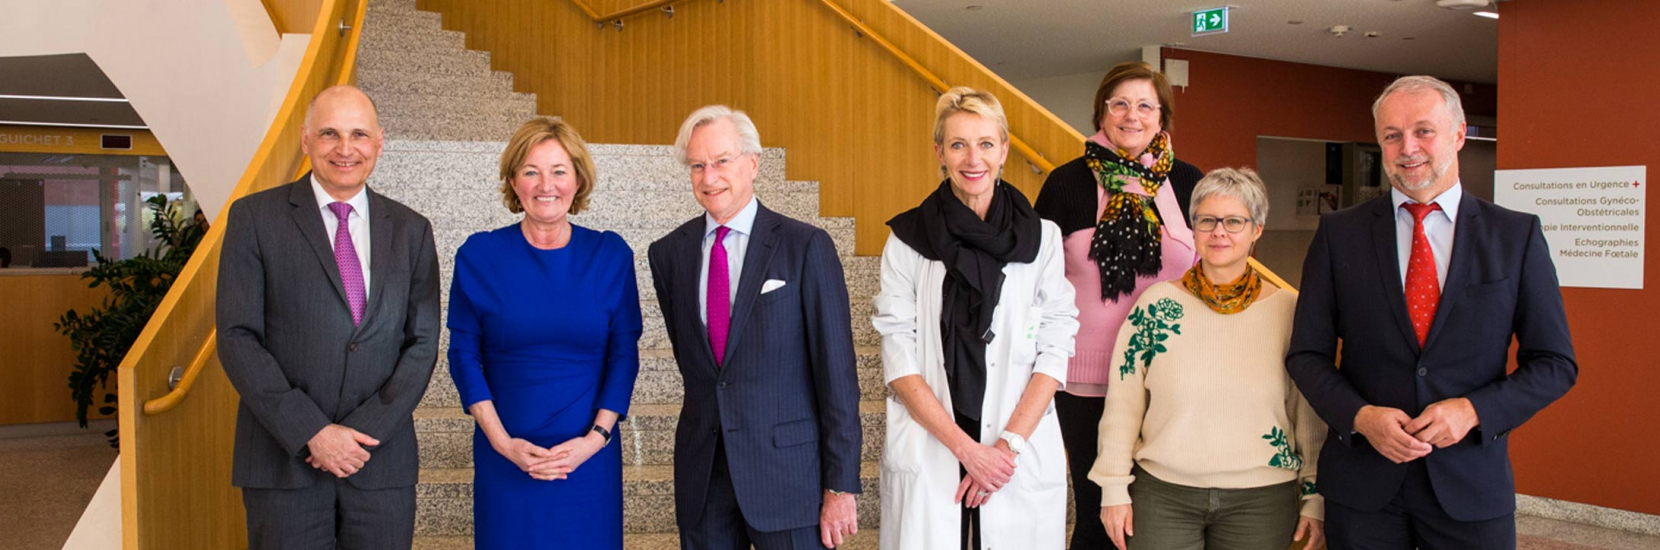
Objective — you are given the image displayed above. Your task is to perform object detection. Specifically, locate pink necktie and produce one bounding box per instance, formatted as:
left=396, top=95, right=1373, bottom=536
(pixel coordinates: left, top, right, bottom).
left=1403, top=202, right=1442, bottom=347
left=328, top=202, right=367, bottom=326
left=707, top=226, right=731, bottom=367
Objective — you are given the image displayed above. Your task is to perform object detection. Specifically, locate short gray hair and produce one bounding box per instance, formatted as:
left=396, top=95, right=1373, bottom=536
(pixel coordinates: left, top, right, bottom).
left=1372, top=75, right=1466, bottom=128
left=673, top=105, right=763, bottom=166
left=1191, top=167, right=1270, bottom=226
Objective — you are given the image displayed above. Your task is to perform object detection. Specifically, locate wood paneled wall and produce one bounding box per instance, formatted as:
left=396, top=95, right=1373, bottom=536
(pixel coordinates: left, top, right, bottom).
left=416, top=0, right=1088, bottom=255
left=0, top=274, right=110, bottom=425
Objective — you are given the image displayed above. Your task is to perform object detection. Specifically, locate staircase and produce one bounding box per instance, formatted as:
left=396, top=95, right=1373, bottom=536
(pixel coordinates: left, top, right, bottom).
left=358, top=0, right=886, bottom=547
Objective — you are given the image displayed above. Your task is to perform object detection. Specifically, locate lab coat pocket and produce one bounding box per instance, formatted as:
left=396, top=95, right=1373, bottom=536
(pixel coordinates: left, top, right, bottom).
left=1008, top=306, right=1043, bottom=368
left=881, top=396, right=924, bottom=474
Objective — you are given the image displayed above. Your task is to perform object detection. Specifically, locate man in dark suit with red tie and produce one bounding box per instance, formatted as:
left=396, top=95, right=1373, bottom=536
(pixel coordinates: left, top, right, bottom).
left=1287, top=76, right=1578, bottom=549
left=647, top=105, right=863, bottom=550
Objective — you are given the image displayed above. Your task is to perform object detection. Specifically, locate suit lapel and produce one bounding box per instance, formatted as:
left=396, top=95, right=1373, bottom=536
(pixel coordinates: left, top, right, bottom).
left=353, top=188, right=394, bottom=336
left=674, top=219, right=721, bottom=372
left=1370, top=198, right=1420, bottom=353
left=288, top=176, right=350, bottom=309
left=719, top=205, right=780, bottom=368
left=1421, top=193, right=1480, bottom=352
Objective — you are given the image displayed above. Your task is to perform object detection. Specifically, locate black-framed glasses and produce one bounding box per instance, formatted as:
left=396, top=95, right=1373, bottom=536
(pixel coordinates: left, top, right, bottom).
left=1193, top=216, right=1253, bottom=233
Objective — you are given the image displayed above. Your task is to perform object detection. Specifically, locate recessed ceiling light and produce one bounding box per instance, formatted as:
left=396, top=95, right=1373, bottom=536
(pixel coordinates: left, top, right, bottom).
left=1474, top=11, right=1498, bottom=19
left=1365, top=31, right=1382, bottom=38
left=964, top=5, right=983, bottom=10
left=1287, top=20, right=1304, bottom=25
left=1403, top=36, right=1417, bottom=40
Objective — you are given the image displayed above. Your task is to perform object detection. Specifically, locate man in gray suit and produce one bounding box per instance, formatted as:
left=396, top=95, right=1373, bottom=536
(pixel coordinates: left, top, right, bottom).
left=217, top=85, right=440, bottom=549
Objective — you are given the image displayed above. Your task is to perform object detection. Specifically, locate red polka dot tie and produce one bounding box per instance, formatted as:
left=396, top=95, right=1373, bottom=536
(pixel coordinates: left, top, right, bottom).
left=1403, top=202, right=1442, bottom=347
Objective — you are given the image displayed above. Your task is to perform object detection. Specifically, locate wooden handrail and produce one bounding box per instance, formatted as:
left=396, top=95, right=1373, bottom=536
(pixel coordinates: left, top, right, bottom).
left=564, top=0, right=1055, bottom=173
left=138, top=0, right=364, bottom=417
left=142, top=332, right=216, bottom=415
left=814, top=0, right=1052, bottom=173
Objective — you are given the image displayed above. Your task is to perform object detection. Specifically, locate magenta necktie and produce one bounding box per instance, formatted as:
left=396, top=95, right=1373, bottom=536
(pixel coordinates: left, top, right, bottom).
left=1403, top=202, right=1442, bottom=347
left=328, top=202, right=367, bottom=326
left=707, top=226, right=731, bottom=366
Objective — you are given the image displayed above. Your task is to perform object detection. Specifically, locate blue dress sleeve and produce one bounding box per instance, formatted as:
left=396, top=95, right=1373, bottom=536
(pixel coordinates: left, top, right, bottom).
left=595, top=233, right=643, bottom=420
left=447, top=235, right=493, bottom=411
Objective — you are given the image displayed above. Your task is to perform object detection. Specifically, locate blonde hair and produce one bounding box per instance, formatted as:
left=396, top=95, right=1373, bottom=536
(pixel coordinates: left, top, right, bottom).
left=498, top=117, right=597, bottom=215
left=933, top=87, right=1009, bottom=146
left=1191, top=167, right=1270, bottom=226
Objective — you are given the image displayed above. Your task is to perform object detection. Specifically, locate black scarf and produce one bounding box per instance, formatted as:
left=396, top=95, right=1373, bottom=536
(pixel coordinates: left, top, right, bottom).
left=887, top=180, right=1042, bottom=421
left=1084, top=136, right=1175, bottom=302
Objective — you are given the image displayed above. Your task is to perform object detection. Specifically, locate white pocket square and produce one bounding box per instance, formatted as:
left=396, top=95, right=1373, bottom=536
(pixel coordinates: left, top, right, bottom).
left=761, top=279, right=788, bottom=294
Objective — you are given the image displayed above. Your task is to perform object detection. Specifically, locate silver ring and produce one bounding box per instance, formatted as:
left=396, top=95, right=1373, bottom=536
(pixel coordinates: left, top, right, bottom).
left=976, top=490, right=989, bottom=497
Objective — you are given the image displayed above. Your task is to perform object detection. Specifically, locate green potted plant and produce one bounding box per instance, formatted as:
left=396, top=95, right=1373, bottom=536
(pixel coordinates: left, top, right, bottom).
left=55, top=195, right=206, bottom=447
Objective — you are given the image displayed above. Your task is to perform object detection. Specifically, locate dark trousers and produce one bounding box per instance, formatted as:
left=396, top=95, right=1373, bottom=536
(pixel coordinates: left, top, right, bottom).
left=1325, top=460, right=1516, bottom=550
left=681, top=439, right=830, bottom=550
left=242, top=478, right=415, bottom=550
left=1055, top=391, right=1107, bottom=550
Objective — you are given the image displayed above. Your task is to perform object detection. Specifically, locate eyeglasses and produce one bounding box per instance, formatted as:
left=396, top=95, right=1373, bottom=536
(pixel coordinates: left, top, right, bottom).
left=1193, top=216, right=1253, bottom=233
left=1106, top=98, right=1161, bottom=118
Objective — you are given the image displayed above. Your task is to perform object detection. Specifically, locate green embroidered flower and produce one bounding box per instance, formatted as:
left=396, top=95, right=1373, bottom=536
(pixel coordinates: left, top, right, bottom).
left=1263, top=426, right=1302, bottom=470
left=1301, top=480, right=1318, bottom=497
left=1118, top=298, right=1183, bottom=379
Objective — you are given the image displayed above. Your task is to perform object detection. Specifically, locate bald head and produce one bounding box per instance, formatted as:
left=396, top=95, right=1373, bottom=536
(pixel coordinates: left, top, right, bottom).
left=302, top=85, right=385, bottom=200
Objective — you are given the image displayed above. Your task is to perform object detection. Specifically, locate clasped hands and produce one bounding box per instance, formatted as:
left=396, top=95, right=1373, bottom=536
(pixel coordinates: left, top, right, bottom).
left=493, top=431, right=607, bottom=481
left=305, top=424, right=379, bottom=478
left=1354, top=398, right=1480, bottom=464
left=952, top=439, right=1019, bottom=509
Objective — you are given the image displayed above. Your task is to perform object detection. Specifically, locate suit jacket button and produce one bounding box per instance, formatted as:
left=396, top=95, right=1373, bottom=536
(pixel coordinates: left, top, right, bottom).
left=348, top=343, right=359, bottom=352
left=1417, top=367, right=1427, bottom=377
left=718, top=382, right=727, bottom=389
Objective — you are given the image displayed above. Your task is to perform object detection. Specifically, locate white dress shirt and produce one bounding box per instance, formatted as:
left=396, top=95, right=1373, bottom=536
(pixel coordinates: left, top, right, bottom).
left=311, top=175, right=371, bottom=294
left=1390, top=182, right=1461, bottom=289
left=698, top=196, right=759, bottom=326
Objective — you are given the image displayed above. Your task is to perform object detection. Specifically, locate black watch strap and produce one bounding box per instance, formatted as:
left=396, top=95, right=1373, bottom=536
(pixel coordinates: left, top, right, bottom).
left=591, top=424, right=612, bottom=445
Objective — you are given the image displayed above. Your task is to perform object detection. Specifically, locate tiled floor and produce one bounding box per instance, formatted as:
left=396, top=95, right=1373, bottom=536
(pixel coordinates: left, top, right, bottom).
left=1, top=422, right=1655, bottom=550
left=0, top=422, right=117, bottom=550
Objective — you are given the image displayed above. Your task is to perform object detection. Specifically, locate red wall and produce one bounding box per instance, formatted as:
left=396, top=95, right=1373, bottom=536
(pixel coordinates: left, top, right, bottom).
left=1499, top=0, right=1660, bottom=516
left=1161, top=48, right=1496, bottom=172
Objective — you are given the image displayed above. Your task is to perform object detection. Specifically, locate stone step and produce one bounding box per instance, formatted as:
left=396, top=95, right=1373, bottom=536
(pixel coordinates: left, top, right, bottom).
left=380, top=116, right=528, bottom=142
left=373, top=92, right=538, bottom=125
left=357, top=48, right=493, bottom=80
left=360, top=24, right=467, bottom=54
left=364, top=3, right=443, bottom=32
left=415, top=462, right=882, bottom=536
left=413, top=530, right=882, bottom=549
left=358, top=69, right=518, bottom=100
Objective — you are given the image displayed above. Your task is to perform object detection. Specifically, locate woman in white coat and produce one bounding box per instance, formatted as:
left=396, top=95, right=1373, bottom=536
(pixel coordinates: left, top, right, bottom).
left=873, top=87, right=1080, bottom=550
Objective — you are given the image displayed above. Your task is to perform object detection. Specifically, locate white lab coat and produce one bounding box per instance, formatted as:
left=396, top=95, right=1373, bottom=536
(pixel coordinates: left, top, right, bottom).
left=872, top=219, right=1080, bottom=550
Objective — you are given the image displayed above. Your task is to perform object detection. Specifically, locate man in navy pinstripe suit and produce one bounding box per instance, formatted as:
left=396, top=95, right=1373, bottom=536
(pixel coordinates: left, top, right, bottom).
left=648, top=105, right=863, bottom=550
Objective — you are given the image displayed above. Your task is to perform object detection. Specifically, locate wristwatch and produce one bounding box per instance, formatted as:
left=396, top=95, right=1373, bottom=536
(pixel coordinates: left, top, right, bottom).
left=591, top=425, right=613, bottom=446
left=998, top=430, right=1026, bottom=454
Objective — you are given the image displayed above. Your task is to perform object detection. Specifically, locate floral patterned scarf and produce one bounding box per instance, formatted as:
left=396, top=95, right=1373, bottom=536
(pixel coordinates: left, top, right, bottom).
left=1085, top=131, right=1174, bottom=302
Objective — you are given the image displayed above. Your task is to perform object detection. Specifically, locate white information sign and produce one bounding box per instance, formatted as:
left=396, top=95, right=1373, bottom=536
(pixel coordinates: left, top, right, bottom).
left=1494, top=165, right=1645, bottom=289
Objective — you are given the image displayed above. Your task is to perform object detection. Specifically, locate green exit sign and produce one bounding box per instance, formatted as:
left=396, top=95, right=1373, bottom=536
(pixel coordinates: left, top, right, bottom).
left=1193, top=7, right=1229, bottom=35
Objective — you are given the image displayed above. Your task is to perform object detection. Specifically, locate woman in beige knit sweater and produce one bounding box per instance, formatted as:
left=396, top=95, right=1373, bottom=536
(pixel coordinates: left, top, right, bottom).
left=1088, top=167, right=1327, bottom=550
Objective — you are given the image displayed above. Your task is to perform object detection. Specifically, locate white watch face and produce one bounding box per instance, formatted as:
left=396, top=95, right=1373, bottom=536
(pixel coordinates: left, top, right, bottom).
left=1002, top=432, right=1024, bottom=452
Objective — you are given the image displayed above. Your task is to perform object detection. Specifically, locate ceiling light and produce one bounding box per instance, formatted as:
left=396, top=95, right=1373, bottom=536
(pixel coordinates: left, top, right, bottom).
left=1474, top=11, right=1499, bottom=19
left=0, top=94, right=128, bottom=103
left=0, top=120, right=148, bottom=130
left=1287, top=20, right=1304, bottom=25
left=964, top=5, right=982, bottom=10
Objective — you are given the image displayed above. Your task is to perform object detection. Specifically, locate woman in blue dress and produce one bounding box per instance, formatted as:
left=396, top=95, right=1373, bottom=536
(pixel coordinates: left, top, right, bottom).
left=447, top=117, right=642, bottom=549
